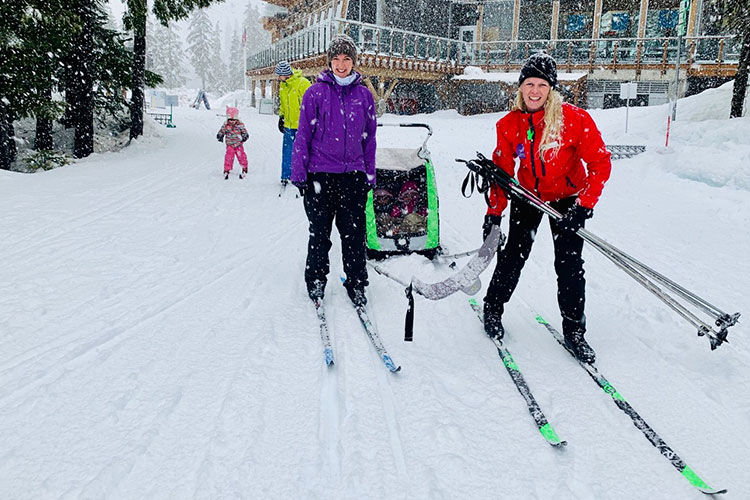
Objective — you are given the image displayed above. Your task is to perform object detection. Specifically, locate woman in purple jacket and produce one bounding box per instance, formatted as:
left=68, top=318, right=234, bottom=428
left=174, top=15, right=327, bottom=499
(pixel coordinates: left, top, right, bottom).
left=291, top=34, right=377, bottom=307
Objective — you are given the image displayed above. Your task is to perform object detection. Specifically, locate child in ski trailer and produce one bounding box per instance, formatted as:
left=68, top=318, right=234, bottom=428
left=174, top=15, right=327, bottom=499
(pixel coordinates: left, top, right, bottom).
left=390, top=180, right=428, bottom=234
left=216, top=106, right=249, bottom=179
left=373, top=187, right=397, bottom=236
left=481, top=52, right=612, bottom=363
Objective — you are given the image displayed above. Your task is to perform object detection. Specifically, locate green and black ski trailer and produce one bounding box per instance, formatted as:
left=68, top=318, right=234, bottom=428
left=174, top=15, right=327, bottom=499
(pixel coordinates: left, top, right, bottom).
left=366, top=123, right=441, bottom=260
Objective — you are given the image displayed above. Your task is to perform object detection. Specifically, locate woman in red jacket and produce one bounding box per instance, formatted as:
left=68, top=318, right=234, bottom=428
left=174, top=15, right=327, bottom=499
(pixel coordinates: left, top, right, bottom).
left=482, top=53, right=611, bottom=363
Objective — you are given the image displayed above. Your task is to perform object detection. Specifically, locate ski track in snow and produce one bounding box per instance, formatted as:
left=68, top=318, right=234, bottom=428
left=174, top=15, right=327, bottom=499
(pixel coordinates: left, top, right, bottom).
left=1, top=85, right=749, bottom=499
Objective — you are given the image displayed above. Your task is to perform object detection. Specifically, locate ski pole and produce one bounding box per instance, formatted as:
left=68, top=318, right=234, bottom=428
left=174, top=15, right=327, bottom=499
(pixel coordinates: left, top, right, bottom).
left=456, top=156, right=740, bottom=349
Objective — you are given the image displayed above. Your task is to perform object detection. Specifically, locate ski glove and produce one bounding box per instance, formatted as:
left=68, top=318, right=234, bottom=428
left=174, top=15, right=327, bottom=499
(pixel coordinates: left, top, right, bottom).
left=482, top=214, right=505, bottom=247
left=241, top=132, right=249, bottom=142
left=278, top=116, right=285, bottom=133
left=216, top=133, right=224, bottom=142
left=557, top=203, right=593, bottom=234
left=292, top=180, right=306, bottom=197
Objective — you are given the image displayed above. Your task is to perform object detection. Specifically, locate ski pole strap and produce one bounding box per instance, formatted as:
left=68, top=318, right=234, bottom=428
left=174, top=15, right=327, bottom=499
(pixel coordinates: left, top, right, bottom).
left=457, top=154, right=518, bottom=208
left=460, top=171, right=476, bottom=198
left=404, top=283, right=414, bottom=342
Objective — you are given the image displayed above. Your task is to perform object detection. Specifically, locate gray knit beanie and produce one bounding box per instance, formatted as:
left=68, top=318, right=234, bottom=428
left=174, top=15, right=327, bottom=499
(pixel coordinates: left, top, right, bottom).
left=327, top=34, right=358, bottom=66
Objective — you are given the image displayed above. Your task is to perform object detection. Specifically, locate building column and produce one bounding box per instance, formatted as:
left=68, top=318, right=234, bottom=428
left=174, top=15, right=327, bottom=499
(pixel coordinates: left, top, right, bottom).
left=687, top=0, right=701, bottom=37
left=250, top=79, right=257, bottom=107
left=637, top=0, right=649, bottom=38
left=512, top=0, right=521, bottom=42
left=592, top=0, right=603, bottom=39
left=477, top=2, right=485, bottom=42
left=551, top=0, right=560, bottom=40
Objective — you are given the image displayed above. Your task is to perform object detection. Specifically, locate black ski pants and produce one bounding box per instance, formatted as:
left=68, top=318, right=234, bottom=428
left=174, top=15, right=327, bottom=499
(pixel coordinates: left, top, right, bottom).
left=303, top=171, right=370, bottom=291
left=484, top=196, right=587, bottom=335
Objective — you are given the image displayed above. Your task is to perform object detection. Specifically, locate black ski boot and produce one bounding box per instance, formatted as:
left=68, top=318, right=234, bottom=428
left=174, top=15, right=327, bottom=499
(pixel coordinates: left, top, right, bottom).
left=307, top=280, right=325, bottom=301
left=564, top=330, right=596, bottom=364
left=345, top=284, right=367, bottom=307
left=484, top=312, right=505, bottom=340
left=482, top=300, right=505, bottom=340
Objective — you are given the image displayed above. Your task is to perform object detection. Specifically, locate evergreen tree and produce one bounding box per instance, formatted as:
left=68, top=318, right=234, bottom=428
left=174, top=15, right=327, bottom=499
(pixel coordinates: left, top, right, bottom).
left=229, top=25, right=245, bottom=91
left=65, top=1, right=108, bottom=158
left=160, top=23, right=188, bottom=88
left=709, top=0, right=750, bottom=118
left=124, top=0, right=223, bottom=140
left=0, top=0, right=77, bottom=168
left=209, top=21, right=227, bottom=93
left=187, top=9, right=215, bottom=90
left=243, top=2, right=269, bottom=51
left=147, top=17, right=187, bottom=88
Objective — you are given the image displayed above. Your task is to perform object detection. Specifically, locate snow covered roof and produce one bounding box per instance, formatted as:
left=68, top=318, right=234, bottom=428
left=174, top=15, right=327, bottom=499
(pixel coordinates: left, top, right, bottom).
left=453, top=66, right=587, bottom=83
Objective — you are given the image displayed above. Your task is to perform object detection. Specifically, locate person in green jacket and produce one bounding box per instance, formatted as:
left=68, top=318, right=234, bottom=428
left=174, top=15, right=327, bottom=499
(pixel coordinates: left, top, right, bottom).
left=275, top=61, right=311, bottom=186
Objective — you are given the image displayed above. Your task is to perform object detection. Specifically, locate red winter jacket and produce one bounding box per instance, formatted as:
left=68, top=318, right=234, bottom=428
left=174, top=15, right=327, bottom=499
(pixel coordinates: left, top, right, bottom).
left=487, top=102, right=612, bottom=216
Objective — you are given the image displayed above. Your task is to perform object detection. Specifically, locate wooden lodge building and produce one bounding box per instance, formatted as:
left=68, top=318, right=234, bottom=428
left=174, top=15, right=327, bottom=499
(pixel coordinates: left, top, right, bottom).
left=245, top=0, right=741, bottom=114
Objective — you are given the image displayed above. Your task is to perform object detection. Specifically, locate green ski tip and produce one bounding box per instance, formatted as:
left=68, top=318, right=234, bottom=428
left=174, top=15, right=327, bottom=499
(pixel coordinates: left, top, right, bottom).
left=681, top=466, right=726, bottom=494
left=535, top=314, right=549, bottom=325
left=540, top=423, right=566, bottom=447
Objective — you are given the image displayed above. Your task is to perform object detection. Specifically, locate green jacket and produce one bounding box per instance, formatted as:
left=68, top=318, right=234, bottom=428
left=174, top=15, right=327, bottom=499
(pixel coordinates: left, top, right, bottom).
left=279, top=69, right=311, bottom=130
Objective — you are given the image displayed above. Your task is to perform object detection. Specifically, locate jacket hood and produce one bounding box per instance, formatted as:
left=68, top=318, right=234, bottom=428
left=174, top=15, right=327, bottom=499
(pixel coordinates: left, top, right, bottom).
left=317, top=69, right=362, bottom=86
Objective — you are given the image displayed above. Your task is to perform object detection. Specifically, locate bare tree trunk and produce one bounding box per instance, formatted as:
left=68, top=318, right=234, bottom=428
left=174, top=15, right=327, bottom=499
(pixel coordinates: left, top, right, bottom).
left=70, top=2, right=95, bottom=158
left=130, top=12, right=146, bottom=140
left=35, top=87, right=54, bottom=151
left=730, top=35, right=750, bottom=118
left=0, top=103, right=13, bottom=170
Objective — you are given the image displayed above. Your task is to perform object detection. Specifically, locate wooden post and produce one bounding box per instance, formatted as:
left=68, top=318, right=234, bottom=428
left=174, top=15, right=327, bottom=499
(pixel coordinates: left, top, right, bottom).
left=635, top=40, right=643, bottom=77
left=505, top=43, right=510, bottom=71
left=612, top=41, right=618, bottom=73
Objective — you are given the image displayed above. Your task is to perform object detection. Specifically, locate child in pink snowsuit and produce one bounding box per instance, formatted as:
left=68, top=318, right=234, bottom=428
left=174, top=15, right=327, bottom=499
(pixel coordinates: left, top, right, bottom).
left=217, top=106, right=249, bottom=179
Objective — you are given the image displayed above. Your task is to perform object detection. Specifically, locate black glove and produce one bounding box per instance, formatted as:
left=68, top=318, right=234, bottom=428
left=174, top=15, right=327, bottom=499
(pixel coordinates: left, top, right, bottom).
left=292, top=180, right=306, bottom=197
left=278, top=116, right=285, bottom=133
left=216, top=133, right=223, bottom=142
left=482, top=214, right=505, bottom=247
left=557, top=203, right=593, bottom=234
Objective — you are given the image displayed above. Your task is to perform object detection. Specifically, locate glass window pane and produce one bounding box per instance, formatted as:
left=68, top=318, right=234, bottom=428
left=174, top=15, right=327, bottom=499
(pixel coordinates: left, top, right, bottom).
left=519, top=0, right=554, bottom=40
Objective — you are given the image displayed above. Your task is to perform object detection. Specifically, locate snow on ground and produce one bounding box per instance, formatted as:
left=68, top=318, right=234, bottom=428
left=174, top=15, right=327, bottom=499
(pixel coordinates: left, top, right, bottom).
left=1, top=82, right=748, bottom=499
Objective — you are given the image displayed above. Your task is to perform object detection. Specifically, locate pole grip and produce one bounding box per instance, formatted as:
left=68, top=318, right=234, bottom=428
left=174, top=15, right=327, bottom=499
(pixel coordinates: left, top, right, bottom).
left=404, top=283, right=414, bottom=342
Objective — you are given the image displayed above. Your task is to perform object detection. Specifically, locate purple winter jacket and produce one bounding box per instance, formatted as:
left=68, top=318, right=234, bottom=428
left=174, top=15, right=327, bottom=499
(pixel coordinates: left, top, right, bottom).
left=291, top=70, right=377, bottom=185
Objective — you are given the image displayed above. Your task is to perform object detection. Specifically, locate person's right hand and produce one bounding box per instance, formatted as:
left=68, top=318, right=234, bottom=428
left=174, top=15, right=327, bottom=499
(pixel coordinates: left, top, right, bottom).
left=277, top=116, right=285, bottom=133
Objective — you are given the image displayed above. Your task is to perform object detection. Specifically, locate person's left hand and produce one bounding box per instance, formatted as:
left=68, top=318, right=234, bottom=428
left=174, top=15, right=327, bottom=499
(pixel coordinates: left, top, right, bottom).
left=292, top=180, right=306, bottom=197
left=481, top=214, right=506, bottom=248
left=557, top=203, right=593, bottom=234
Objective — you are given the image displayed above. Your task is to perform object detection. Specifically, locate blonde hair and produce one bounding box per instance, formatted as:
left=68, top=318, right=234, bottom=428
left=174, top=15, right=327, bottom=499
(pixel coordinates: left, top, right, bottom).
left=513, top=88, right=564, bottom=159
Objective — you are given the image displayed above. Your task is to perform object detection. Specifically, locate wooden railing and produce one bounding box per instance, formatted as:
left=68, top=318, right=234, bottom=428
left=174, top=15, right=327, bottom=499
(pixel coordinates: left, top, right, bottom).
left=247, top=18, right=739, bottom=76
left=247, top=19, right=468, bottom=73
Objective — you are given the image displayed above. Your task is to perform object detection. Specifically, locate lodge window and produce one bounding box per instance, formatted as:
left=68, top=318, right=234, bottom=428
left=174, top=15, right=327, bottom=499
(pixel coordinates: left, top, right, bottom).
left=559, top=0, right=595, bottom=39
left=600, top=0, right=639, bottom=38
left=644, top=0, right=680, bottom=38
left=482, top=1, right=514, bottom=41
left=518, top=0, right=554, bottom=40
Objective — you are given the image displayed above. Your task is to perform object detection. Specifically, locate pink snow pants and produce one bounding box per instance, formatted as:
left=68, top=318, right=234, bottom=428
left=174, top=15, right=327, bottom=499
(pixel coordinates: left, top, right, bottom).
left=224, top=145, right=248, bottom=172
